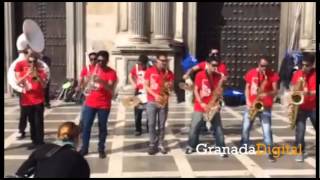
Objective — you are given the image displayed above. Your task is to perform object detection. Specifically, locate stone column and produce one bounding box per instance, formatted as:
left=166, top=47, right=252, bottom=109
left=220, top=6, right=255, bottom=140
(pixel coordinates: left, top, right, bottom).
left=66, top=2, right=86, bottom=79
left=4, top=2, right=15, bottom=96
left=75, top=2, right=86, bottom=78
left=66, top=2, right=75, bottom=79
left=128, top=2, right=148, bottom=43
left=174, top=2, right=184, bottom=42
left=299, top=2, right=316, bottom=52
left=152, top=2, right=173, bottom=43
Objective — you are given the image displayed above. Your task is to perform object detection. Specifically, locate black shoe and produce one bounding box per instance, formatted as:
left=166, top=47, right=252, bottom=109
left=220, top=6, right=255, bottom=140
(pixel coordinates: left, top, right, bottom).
left=135, top=131, right=142, bottom=136
left=220, top=153, right=229, bottom=158
left=27, top=144, right=37, bottom=150
left=16, top=132, right=26, bottom=140
left=268, top=154, right=276, bottom=162
left=79, top=149, right=88, bottom=156
left=99, top=151, right=106, bottom=159
left=148, top=146, right=158, bottom=155
left=158, top=145, right=168, bottom=154
left=185, top=148, right=195, bottom=154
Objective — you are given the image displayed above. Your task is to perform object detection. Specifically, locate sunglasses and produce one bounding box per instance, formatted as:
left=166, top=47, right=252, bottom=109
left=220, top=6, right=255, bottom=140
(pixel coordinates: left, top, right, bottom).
left=158, top=59, right=167, bottom=62
left=210, top=63, right=219, bottom=67
left=259, top=64, right=268, bottom=68
left=302, top=63, right=311, bottom=67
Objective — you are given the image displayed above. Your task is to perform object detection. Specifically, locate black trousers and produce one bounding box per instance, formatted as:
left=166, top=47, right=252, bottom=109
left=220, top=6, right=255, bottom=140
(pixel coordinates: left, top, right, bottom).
left=18, top=94, right=28, bottom=134
left=44, top=81, right=51, bottom=106
left=21, top=103, right=45, bottom=145
left=134, top=90, right=148, bottom=132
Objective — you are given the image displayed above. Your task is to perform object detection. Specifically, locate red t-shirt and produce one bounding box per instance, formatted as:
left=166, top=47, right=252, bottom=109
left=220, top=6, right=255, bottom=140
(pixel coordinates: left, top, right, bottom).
left=84, top=66, right=118, bottom=109
left=194, top=70, right=222, bottom=112
left=80, top=64, right=95, bottom=79
left=244, top=68, right=279, bottom=108
left=14, top=60, right=46, bottom=106
left=197, top=61, right=229, bottom=76
left=144, top=66, right=174, bottom=102
left=291, top=69, right=316, bottom=111
left=130, top=64, right=147, bottom=91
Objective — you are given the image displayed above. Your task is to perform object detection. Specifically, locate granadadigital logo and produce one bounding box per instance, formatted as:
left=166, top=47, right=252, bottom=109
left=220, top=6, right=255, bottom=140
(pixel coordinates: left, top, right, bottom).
left=196, top=143, right=303, bottom=158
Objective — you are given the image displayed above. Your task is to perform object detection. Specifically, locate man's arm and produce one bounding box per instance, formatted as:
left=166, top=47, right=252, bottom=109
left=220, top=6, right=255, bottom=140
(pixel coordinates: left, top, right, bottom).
left=245, top=83, right=251, bottom=108
left=183, top=65, right=200, bottom=80
left=128, top=74, right=137, bottom=88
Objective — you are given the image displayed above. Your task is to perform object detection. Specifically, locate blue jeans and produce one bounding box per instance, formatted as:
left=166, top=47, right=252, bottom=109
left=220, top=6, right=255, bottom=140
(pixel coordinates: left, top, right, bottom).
left=187, top=111, right=225, bottom=149
left=146, top=102, right=168, bottom=147
left=295, top=110, right=316, bottom=152
left=81, top=105, right=110, bottom=152
left=240, top=108, right=273, bottom=148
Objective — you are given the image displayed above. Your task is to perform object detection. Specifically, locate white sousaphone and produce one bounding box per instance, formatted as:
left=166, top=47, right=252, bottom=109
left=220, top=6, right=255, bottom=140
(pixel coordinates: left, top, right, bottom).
left=7, top=19, right=50, bottom=93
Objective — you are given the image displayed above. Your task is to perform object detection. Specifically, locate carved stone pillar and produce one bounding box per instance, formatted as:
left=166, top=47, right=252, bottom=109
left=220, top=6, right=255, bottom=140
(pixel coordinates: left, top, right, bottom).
left=128, top=2, right=148, bottom=43
left=152, top=2, right=173, bottom=43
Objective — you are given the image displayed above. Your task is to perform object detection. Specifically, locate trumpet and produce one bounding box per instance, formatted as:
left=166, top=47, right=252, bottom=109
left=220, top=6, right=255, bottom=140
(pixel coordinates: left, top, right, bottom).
left=83, top=64, right=99, bottom=96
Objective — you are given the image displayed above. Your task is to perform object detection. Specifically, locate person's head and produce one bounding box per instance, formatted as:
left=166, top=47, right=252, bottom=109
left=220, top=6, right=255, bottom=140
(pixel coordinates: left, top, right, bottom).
left=156, top=53, right=169, bottom=70
left=96, top=50, right=109, bottom=68
left=301, top=52, right=315, bottom=73
left=57, top=122, right=81, bottom=146
left=88, top=52, right=97, bottom=65
left=258, top=56, right=270, bottom=72
left=26, top=49, right=40, bottom=64
left=138, top=55, right=149, bottom=68
left=206, top=55, right=220, bottom=73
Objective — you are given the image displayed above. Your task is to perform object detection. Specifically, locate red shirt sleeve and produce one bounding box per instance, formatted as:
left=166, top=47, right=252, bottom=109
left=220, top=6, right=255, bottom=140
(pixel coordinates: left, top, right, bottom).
left=309, top=72, right=316, bottom=90
left=291, top=71, right=299, bottom=85
left=80, top=68, right=87, bottom=79
left=197, top=62, right=206, bottom=70
left=271, top=72, right=280, bottom=83
left=244, top=70, right=252, bottom=83
left=218, top=63, right=228, bottom=76
left=130, top=66, right=137, bottom=78
left=14, top=61, right=23, bottom=73
left=110, top=70, right=118, bottom=82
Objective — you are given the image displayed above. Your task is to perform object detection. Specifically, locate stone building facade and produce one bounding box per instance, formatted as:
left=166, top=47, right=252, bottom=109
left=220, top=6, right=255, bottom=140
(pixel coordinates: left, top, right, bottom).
left=4, top=2, right=316, bottom=97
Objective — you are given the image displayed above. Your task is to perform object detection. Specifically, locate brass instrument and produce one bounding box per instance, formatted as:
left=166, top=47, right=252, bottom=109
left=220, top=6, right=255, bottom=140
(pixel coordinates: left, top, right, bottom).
left=248, top=71, right=268, bottom=121
left=83, top=64, right=99, bottom=96
left=155, top=69, right=171, bottom=108
left=122, top=96, right=141, bottom=108
left=288, top=76, right=305, bottom=129
left=203, top=72, right=224, bottom=129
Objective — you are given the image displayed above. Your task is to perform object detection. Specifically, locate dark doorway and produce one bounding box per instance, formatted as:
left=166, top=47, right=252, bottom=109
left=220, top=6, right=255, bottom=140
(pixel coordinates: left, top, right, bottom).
left=197, top=2, right=281, bottom=90
left=196, top=3, right=225, bottom=62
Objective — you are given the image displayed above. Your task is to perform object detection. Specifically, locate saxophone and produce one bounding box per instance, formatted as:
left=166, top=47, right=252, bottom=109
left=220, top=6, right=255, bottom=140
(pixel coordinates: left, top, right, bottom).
left=288, top=76, right=305, bottom=129
left=248, top=71, right=268, bottom=121
left=155, top=69, right=171, bottom=108
left=203, top=72, right=224, bottom=129
left=83, top=64, right=99, bottom=96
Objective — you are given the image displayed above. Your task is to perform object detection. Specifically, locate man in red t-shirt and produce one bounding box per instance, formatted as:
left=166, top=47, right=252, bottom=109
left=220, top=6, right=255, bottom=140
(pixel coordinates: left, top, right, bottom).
left=185, top=56, right=228, bottom=157
left=14, top=50, right=49, bottom=150
left=290, top=52, right=316, bottom=162
left=240, top=56, right=279, bottom=162
left=129, top=55, right=149, bottom=136
left=182, top=49, right=229, bottom=83
left=79, top=50, right=118, bottom=159
left=144, top=53, right=174, bottom=155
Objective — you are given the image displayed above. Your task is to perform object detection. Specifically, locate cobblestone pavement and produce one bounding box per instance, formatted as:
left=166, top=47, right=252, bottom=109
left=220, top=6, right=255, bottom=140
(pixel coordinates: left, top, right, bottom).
left=4, top=96, right=316, bottom=178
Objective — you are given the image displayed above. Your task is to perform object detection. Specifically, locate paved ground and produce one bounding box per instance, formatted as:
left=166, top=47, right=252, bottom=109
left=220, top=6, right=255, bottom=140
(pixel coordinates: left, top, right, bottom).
left=4, top=95, right=316, bottom=178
